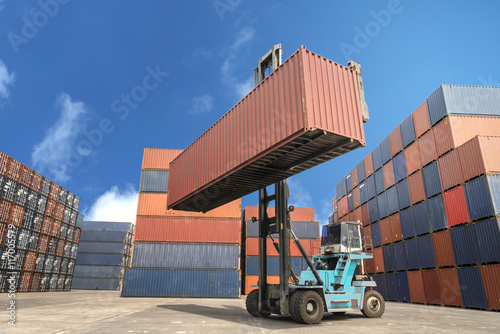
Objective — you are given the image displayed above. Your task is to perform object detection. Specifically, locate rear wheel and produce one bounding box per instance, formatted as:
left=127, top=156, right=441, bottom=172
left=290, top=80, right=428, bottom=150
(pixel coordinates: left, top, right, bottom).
left=245, top=289, right=270, bottom=317
left=290, top=290, right=324, bottom=324
left=361, top=290, right=385, bottom=318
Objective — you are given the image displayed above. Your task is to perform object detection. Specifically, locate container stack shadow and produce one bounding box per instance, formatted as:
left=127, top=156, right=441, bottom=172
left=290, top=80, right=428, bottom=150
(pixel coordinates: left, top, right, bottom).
left=335, top=85, right=500, bottom=311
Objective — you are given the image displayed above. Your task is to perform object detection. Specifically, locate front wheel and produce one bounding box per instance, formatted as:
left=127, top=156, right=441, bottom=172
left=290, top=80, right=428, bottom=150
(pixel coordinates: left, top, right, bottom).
left=245, top=290, right=270, bottom=317
left=361, top=290, right=385, bottom=318
left=290, top=290, right=324, bottom=324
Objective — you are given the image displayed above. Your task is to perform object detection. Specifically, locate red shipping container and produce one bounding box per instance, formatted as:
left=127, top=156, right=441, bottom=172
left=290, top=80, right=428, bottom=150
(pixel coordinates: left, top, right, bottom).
left=389, top=213, right=402, bottom=242
left=407, top=270, right=426, bottom=304
left=245, top=238, right=320, bottom=257
left=364, top=154, right=374, bottom=177
left=6, top=157, right=21, bottom=181
left=389, top=126, right=403, bottom=157
left=38, top=234, right=49, bottom=254
left=0, top=151, right=8, bottom=176
left=142, top=148, right=183, bottom=170
left=433, top=115, right=500, bottom=158
left=419, top=130, right=438, bottom=167
left=0, top=199, right=12, bottom=223
left=458, top=136, right=500, bottom=182
left=45, top=200, right=56, bottom=217
left=360, top=202, right=370, bottom=227
left=443, top=186, right=469, bottom=227
left=9, top=205, right=24, bottom=227
left=379, top=218, right=392, bottom=245
left=168, top=47, right=366, bottom=212
left=244, top=206, right=315, bottom=222
left=351, top=206, right=362, bottom=223
left=438, top=149, right=464, bottom=191
left=433, top=230, right=455, bottom=268
left=337, top=198, right=344, bottom=219
left=438, top=268, right=463, bottom=307
left=54, top=203, right=65, bottom=221
left=413, top=101, right=431, bottom=138
left=363, top=257, right=375, bottom=274
left=404, top=141, right=422, bottom=176
left=19, top=272, right=33, bottom=292
left=134, top=217, right=241, bottom=243
left=383, top=162, right=395, bottom=189
left=41, top=217, right=53, bottom=235
left=340, top=196, right=349, bottom=217
left=0, top=223, right=8, bottom=247
left=353, top=186, right=361, bottom=209
left=23, top=251, right=37, bottom=271
left=73, top=228, right=82, bottom=244
left=50, top=220, right=62, bottom=238
left=481, top=264, right=500, bottom=311
left=363, top=225, right=372, bottom=249
left=351, top=166, right=359, bottom=188
left=30, top=273, right=42, bottom=292
left=30, top=172, right=43, bottom=192
left=244, top=275, right=280, bottom=295
left=49, top=183, right=61, bottom=202
left=422, top=269, right=442, bottom=305
left=19, top=165, right=34, bottom=187
left=56, top=239, right=66, bottom=257
left=408, top=171, right=426, bottom=205
left=373, top=247, right=385, bottom=273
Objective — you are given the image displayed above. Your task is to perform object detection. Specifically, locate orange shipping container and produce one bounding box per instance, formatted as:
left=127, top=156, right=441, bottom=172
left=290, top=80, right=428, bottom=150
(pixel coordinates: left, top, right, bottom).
left=419, top=130, right=438, bottom=167
left=340, top=196, right=349, bottom=217
left=351, top=206, right=362, bottom=223
left=443, top=186, right=469, bottom=228
left=245, top=238, right=320, bottom=257
left=407, top=271, right=426, bottom=304
left=243, top=206, right=315, bottom=222
left=373, top=247, right=385, bottom=273
left=362, top=225, right=372, bottom=249
left=389, top=213, right=402, bottom=242
left=379, top=218, right=392, bottom=245
left=134, top=217, right=241, bottom=243
left=413, top=101, right=431, bottom=138
left=351, top=166, right=359, bottom=188
left=137, top=193, right=241, bottom=219
left=481, top=264, right=500, bottom=311
left=433, top=115, right=500, bottom=158
left=142, top=148, right=183, bottom=170
left=408, top=171, right=426, bottom=205
left=353, top=186, right=360, bottom=209
left=438, top=268, right=462, bottom=307
left=360, top=202, right=370, bottom=227
left=422, top=269, right=442, bottom=305
left=404, top=141, right=422, bottom=176
left=458, top=136, right=500, bottom=182
left=363, top=257, right=375, bottom=274
left=244, top=275, right=280, bottom=295
left=389, top=126, right=403, bottom=157
left=433, top=230, right=455, bottom=268
left=438, top=149, right=464, bottom=191
left=383, top=161, right=395, bottom=189
left=364, top=153, right=374, bottom=177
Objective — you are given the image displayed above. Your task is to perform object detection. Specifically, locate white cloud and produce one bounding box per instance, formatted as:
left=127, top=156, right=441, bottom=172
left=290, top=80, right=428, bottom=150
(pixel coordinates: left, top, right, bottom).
left=32, top=93, right=87, bottom=182
left=316, top=198, right=334, bottom=227
left=287, top=178, right=313, bottom=208
left=0, top=59, right=15, bottom=106
left=190, top=94, right=214, bottom=115
left=84, top=185, right=139, bottom=225
left=221, top=27, right=256, bottom=99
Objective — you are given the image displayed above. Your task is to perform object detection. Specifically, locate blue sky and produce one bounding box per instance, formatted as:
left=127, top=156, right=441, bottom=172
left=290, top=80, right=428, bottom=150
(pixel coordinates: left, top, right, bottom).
left=0, top=0, right=499, bottom=226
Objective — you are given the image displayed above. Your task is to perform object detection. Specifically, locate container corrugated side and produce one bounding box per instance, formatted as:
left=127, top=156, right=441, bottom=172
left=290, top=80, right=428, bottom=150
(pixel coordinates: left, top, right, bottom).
left=418, top=130, right=438, bottom=168
left=371, top=222, right=381, bottom=248
left=400, top=114, right=416, bottom=148
left=73, top=265, right=123, bottom=278
left=400, top=207, right=415, bottom=239
left=408, top=171, right=426, bottom=205
left=140, top=170, right=169, bottom=193
left=432, top=230, right=455, bottom=268
left=381, top=137, right=391, bottom=165
left=142, top=148, right=183, bottom=170
left=390, top=213, right=402, bottom=242
left=364, top=154, right=374, bottom=178
left=168, top=47, right=365, bottom=212
left=427, top=85, right=500, bottom=126
left=458, top=136, right=500, bottom=182
left=393, top=241, right=407, bottom=271
left=373, top=247, right=384, bottom=273
left=405, top=238, right=420, bottom=270
left=422, top=269, right=441, bottom=305
left=437, top=268, right=462, bottom=307
left=121, top=268, right=240, bottom=298
left=353, top=187, right=361, bottom=209
left=392, top=152, right=406, bottom=183
left=135, top=217, right=240, bottom=243
left=450, top=224, right=480, bottom=266
left=374, top=169, right=385, bottom=195
left=427, top=194, right=448, bottom=232
left=413, top=201, right=431, bottom=236
left=77, top=242, right=127, bottom=254
left=385, top=272, right=399, bottom=301
left=75, top=253, right=126, bottom=266
left=368, top=198, right=379, bottom=224
left=383, top=161, right=395, bottom=189
left=407, top=270, right=426, bottom=304
left=346, top=174, right=353, bottom=193
left=132, top=243, right=240, bottom=269
left=382, top=244, right=395, bottom=272
left=81, top=221, right=134, bottom=233
left=389, top=126, right=403, bottom=157
left=404, top=141, right=421, bottom=176
left=443, top=186, right=469, bottom=227
left=417, top=234, right=436, bottom=269
left=386, top=186, right=399, bottom=215
left=366, top=174, right=376, bottom=200
left=80, top=231, right=131, bottom=243
left=413, top=101, right=430, bottom=138
left=422, top=162, right=442, bottom=199
left=481, top=264, right=500, bottom=310
left=357, top=160, right=365, bottom=182
left=245, top=238, right=320, bottom=257
left=377, top=192, right=389, bottom=219
left=396, top=179, right=411, bottom=210
left=246, top=220, right=319, bottom=238
left=370, top=273, right=388, bottom=300
left=464, top=175, right=500, bottom=221
left=351, top=165, right=359, bottom=188
left=372, top=144, right=383, bottom=172
left=245, top=256, right=307, bottom=275
left=457, top=266, right=488, bottom=310
left=396, top=271, right=410, bottom=302
left=474, top=218, right=500, bottom=264
left=138, top=193, right=241, bottom=219
left=361, top=202, right=370, bottom=226
left=71, top=277, right=120, bottom=290
left=438, top=149, right=464, bottom=191
left=243, top=206, right=315, bottom=222
left=379, top=218, right=392, bottom=245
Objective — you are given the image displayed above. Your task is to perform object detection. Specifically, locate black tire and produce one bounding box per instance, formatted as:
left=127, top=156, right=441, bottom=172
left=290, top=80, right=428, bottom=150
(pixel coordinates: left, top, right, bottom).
left=361, top=290, right=385, bottom=318
left=290, top=291, right=324, bottom=324
left=246, top=289, right=262, bottom=317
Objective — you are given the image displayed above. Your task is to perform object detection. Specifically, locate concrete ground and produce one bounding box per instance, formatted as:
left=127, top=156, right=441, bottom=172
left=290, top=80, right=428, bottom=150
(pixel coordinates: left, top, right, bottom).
left=1, top=291, right=499, bottom=333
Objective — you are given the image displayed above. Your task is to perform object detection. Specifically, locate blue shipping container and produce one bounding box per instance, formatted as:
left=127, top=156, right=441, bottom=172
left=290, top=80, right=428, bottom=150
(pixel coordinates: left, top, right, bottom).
left=140, top=170, right=169, bottom=193
left=375, top=169, right=385, bottom=195
left=426, top=85, right=500, bottom=126
left=457, top=266, right=488, bottom=310
left=397, top=179, right=411, bottom=210
left=386, top=186, right=399, bottom=215
left=422, top=162, right=442, bottom=199
left=450, top=224, right=480, bottom=266
left=121, top=268, right=240, bottom=298
left=366, top=175, right=376, bottom=200
left=381, top=137, right=392, bottom=165
left=245, top=257, right=306, bottom=276
left=464, top=175, right=500, bottom=221
left=357, top=160, right=365, bottom=183
left=400, top=114, right=416, bottom=148
left=132, top=243, right=240, bottom=269
left=371, top=222, right=382, bottom=248
left=246, top=221, right=319, bottom=238
left=413, top=201, right=431, bottom=236
left=81, top=221, right=134, bottom=233
left=369, top=198, right=379, bottom=224
left=370, top=273, right=388, bottom=300
left=372, top=145, right=383, bottom=172
left=397, top=271, right=411, bottom=302
left=400, top=207, right=416, bottom=239
left=393, top=241, right=407, bottom=271
left=71, top=277, right=120, bottom=290
left=405, top=238, right=420, bottom=270
left=417, top=234, right=436, bottom=269
left=386, top=272, right=399, bottom=301
left=77, top=242, right=127, bottom=255
left=348, top=192, right=354, bottom=212
left=359, top=182, right=368, bottom=204
left=377, top=192, right=389, bottom=219
left=383, top=244, right=396, bottom=272
left=393, top=152, right=407, bottom=183
left=474, top=217, right=500, bottom=264
left=427, top=195, right=448, bottom=232
left=75, top=253, right=126, bottom=266
left=73, top=265, right=123, bottom=278
left=346, top=173, right=353, bottom=193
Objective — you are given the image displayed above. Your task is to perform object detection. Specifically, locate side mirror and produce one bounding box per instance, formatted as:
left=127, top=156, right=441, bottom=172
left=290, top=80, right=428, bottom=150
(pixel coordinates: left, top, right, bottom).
left=288, top=205, right=295, bottom=212
left=251, top=217, right=258, bottom=222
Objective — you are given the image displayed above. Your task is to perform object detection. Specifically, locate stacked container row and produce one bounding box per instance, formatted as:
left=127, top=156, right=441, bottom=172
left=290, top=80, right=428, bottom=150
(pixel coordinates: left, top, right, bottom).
left=335, top=85, right=500, bottom=311
left=121, top=148, right=242, bottom=298
left=242, top=206, right=320, bottom=294
left=0, top=151, right=82, bottom=293
left=72, top=221, right=134, bottom=290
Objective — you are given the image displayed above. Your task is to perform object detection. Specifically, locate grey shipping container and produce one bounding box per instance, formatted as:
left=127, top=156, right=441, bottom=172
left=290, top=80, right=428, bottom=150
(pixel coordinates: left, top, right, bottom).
left=80, top=230, right=132, bottom=243
left=457, top=266, right=488, bottom=310
left=450, top=224, right=481, bottom=266
left=383, top=244, right=396, bottom=272
left=77, top=242, right=128, bottom=255
left=393, top=152, right=406, bottom=183
left=474, top=218, right=500, bottom=264
left=366, top=174, right=376, bottom=200
left=75, top=253, right=127, bottom=266
left=131, top=243, right=240, bottom=269
left=369, top=197, right=379, bottom=223
left=426, top=85, right=500, bottom=126
left=81, top=221, right=134, bottom=233
left=371, top=222, right=381, bottom=248
left=396, top=179, right=411, bottom=210
left=357, top=160, right=365, bottom=182
left=348, top=192, right=354, bottom=212
left=427, top=195, right=448, bottom=232
left=71, top=277, right=120, bottom=290
left=346, top=173, right=353, bottom=193
left=417, top=234, right=436, bottom=269
left=375, top=169, right=385, bottom=195
left=400, top=114, right=416, bottom=148
left=377, top=192, right=389, bottom=219
left=372, top=144, right=383, bottom=172
left=140, top=170, right=169, bottom=193
left=400, top=207, right=416, bottom=239
left=393, top=241, right=407, bottom=271
left=246, top=221, right=319, bottom=238
left=73, top=265, right=123, bottom=278
left=386, top=186, right=399, bottom=215
left=336, top=177, right=347, bottom=199
left=422, top=162, right=442, bottom=199
left=464, top=175, right=500, bottom=222
left=413, top=201, right=431, bottom=236
left=405, top=238, right=420, bottom=270
left=381, top=137, right=391, bottom=165
left=121, top=268, right=240, bottom=298
left=245, top=256, right=307, bottom=276
left=359, top=181, right=368, bottom=204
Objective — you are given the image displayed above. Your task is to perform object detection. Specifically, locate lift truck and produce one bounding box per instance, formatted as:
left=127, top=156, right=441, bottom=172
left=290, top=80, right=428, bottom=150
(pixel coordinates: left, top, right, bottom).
left=244, top=45, right=384, bottom=324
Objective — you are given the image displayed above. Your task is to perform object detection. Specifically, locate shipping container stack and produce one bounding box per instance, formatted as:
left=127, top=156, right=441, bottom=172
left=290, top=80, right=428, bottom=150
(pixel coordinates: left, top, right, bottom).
left=72, top=221, right=134, bottom=290
left=0, top=151, right=82, bottom=293
left=121, top=148, right=242, bottom=298
left=241, top=206, right=320, bottom=295
left=335, top=85, right=500, bottom=311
